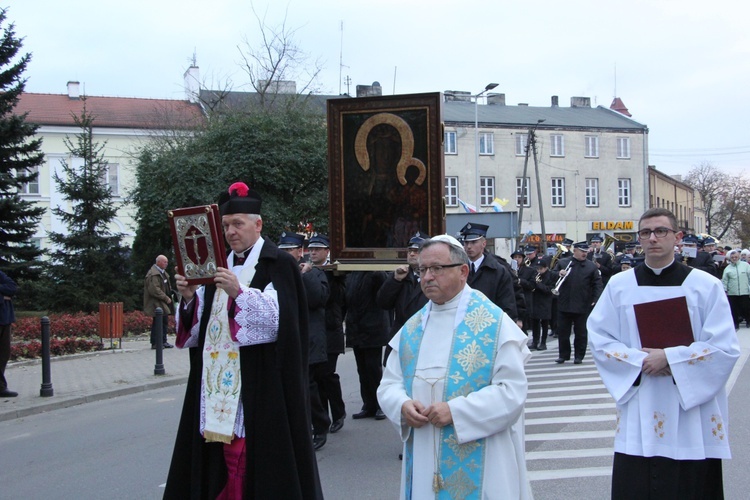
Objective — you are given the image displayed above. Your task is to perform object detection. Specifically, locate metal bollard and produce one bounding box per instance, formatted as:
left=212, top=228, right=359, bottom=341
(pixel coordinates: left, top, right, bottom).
left=40, top=316, right=53, bottom=397
left=154, top=307, right=165, bottom=375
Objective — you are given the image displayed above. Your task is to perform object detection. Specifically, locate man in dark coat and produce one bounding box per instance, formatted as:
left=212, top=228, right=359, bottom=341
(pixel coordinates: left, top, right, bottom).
left=0, top=270, right=18, bottom=398
left=517, top=245, right=540, bottom=334
left=377, top=231, right=429, bottom=363
left=307, top=233, right=348, bottom=435
left=460, top=223, right=519, bottom=322
left=279, top=231, right=330, bottom=451
left=143, top=254, right=174, bottom=349
left=529, top=257, right=555, bottom=350
left=587, top=235, right=614, bottom=285
left=680, top=234, right=719, bottom=277
left=345, top=270, right=390, bottom=420
left=165, top=182, right=322, bottom=499
left=554, top=241, right=603, bottom=364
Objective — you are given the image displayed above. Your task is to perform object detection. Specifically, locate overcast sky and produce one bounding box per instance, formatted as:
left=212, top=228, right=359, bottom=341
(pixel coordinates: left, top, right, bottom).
left=8, top=0, right=749, bottom=177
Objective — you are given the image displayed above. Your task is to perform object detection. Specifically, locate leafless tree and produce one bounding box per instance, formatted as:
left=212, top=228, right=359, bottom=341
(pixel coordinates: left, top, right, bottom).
left=237, top=3, right=323, bottom=109
left=685, top=161, right=750, bottom=241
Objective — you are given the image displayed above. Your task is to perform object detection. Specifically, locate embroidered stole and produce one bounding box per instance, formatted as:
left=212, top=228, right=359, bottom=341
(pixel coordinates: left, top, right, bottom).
left=201, top=242, right=261, bottom=443
left=400, top=288, right=501, bottom=499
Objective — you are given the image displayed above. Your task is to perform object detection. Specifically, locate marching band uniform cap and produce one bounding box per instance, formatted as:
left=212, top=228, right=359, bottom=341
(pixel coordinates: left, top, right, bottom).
left=621, top=256, right=634, bottom=266
left=562, top=238, right=574, bottom=246
left=459, top=223, right=489, bottom=242
left=307, top=233, right=330, bottom=248
left=510, top=249, right=524, bottom=258
left=625, top=242, right=637, bottom=250
left=534, top=256, right=551, bottom=268
left=590, top=235, right=603, bottom=243
left=408, top=231, right=430, bottom=249
left=573, top=241, right=589, bottom=250
left=682, top=234, right=700, bottom=245
left=278, top=232, right=304, bottom=249
left=219, top=181, right=262, bottom=216
left=523, top=245, right=537, bottom=254
left=703, top=237, right=716, bottom=246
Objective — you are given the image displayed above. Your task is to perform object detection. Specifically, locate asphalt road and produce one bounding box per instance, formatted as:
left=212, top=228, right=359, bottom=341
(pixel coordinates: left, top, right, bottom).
left=2, top=336, right=749, bottom=499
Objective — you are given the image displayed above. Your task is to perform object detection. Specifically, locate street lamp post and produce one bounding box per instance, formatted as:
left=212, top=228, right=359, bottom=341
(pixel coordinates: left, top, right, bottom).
left=475, top=83, right=499, bottom=209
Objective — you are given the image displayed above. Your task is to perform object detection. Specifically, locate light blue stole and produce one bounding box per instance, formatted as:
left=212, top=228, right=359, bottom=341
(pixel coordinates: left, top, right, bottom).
left=400, top=287, right=502, bottom=499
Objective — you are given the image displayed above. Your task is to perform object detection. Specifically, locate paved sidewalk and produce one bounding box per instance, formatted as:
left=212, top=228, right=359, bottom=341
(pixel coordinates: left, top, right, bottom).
left=0, top=337, right=190, bottom=422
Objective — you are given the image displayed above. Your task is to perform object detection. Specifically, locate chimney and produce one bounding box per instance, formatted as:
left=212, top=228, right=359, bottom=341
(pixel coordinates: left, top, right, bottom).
left=443, top=91, right=472, bottom=102
left=67, top=81, right=80, bottom=100
left=570, top=96, right=591, bottom=108
left=183, top=65, right=200, bottom=103
left=356, top=81, right=382, bottom=98
left=551, top=95, right=559, bottom=107
left=487, top=93, right=505, bottom=105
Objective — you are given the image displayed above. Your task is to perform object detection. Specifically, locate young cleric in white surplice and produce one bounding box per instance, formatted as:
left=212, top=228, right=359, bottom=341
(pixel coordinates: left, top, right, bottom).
left=377, top=235, right=533, bottom=500
left=587, top=207, right=740, bottom=499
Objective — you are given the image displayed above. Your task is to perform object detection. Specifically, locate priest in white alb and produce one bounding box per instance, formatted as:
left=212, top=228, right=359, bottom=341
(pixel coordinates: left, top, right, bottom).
left=588, top=207, right=740, bottom=499
left=377, top=235, right=532, bottom=499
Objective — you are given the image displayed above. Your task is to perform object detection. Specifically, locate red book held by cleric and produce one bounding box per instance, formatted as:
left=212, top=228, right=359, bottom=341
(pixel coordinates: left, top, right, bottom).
left=634, top=296, right=695, bottom=349
left=168, top=204, right=227, bottom=285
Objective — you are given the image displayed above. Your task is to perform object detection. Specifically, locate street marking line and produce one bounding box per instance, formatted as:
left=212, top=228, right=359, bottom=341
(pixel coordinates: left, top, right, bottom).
left=525, top=402, right=615, bottom=413
left=526, top=393, right=612, bottom=403
left=528, top=466, right=612, bottom=481
left=525, top=430, right=615, bottom=441
left=526, top=414, right=615, bottom=426
left=526, top=447, right=613, bottom=460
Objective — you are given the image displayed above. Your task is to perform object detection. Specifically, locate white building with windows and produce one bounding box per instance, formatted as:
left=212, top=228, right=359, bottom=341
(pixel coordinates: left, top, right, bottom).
left=15, top=82, right=204, bottom=251
left=443, top=93, right=650, bottom=252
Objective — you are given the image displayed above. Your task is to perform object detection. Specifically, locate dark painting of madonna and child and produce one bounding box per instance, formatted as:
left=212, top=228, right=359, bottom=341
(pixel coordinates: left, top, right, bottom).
left=327, top=93, right=445, bottom=261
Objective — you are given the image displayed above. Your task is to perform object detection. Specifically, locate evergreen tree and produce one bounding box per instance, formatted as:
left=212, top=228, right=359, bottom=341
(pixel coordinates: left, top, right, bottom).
left=46, top=98, right=137, bottom=312
left=130, top=105, right=328, bottom=275
left=0, top=8, right=45, bottom=280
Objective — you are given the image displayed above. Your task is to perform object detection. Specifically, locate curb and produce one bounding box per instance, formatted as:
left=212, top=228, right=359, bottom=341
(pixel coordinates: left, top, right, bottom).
left=0, top=375, right=186, bottom=423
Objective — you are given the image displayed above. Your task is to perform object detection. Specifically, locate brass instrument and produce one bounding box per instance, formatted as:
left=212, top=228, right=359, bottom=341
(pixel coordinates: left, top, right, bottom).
left=551, top=260, right=572, bottom=296
left=535, top=271, right=543, bottom=283
left=549, top=243, right=567, bottom=270
left=524, top=257, right=531, bottom=267
left=602, top=234, right=618, bottom=254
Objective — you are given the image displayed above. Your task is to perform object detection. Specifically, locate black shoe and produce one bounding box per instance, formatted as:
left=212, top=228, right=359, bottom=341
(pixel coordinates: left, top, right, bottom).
left=574, top=358, right=583, bottom=364
left=375, top=409, right=386, bottom=420
left=151, top=344, right=156, bottom=350
left=352, top=410, right=376, bottom=419
left=529, top=344, right=538, bottom=351
left=0, top=389, right=18, bottom=397
left=163, top=342, right=174, bottom=349
left=537, top=343, right=547, bottom=351
left=555, top=358, right=566, bottom=364
left=312, top=434, right=327, bottom=451
left=330, top=417, right=345, bottom=433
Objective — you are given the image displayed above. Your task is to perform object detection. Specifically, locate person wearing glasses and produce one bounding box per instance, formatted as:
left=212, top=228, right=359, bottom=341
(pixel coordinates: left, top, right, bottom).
left=588, top=208, right=739, bottom=499
left=377, top=231, right=429, bottom=364
left=377, top=234, right=532, bottom=499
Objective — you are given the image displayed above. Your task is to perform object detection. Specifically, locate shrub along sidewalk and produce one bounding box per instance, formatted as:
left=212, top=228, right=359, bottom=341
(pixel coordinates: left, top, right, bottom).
left=10, top=311, right=175, bottom=361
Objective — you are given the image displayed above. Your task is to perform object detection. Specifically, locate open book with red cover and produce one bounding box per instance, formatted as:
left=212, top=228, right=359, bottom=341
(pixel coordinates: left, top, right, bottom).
left=634, top=296, right=695, bottom=349
left=168, top=204, right=227, bottom=285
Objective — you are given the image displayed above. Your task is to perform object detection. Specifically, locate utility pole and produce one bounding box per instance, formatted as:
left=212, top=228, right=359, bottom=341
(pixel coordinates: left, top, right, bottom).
left=515, top=119, right=546, bottom=251
left=531, top=127, right=547, bottom=254
left=516, top=135, right=531, bottom=250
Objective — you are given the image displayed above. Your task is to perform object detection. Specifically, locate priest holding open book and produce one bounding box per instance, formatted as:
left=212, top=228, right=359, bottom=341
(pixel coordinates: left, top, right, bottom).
left=588, top=207, right=740, bottom=499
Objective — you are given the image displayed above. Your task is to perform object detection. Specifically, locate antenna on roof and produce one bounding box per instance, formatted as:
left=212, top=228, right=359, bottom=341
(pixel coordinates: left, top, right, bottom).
left=192, top=49, right=197, bottom=67
left=613, top=62, right=617, bottom=98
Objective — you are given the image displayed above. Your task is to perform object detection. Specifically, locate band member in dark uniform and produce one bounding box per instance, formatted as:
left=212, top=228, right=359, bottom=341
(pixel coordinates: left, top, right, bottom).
left=554, top=241, right=603, bottom=364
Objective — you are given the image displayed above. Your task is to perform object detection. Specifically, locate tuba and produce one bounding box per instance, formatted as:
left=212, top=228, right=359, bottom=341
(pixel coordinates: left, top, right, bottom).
left=549, top=243, right=567, bottom=270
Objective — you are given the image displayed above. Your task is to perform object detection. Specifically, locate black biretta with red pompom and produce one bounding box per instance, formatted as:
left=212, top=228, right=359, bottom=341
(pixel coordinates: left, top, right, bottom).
left=218, top=182, right=262, bottom=216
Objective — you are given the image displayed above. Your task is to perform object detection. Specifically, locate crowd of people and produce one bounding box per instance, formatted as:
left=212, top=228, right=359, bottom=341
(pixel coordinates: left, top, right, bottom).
left=154, top=182, right=740, bottom=500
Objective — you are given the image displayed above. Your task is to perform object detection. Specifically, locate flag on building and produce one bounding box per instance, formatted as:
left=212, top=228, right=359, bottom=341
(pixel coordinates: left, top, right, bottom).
left=458, top=199, right=477, bottom=213
left=490, top=198, right=509, bottom=212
